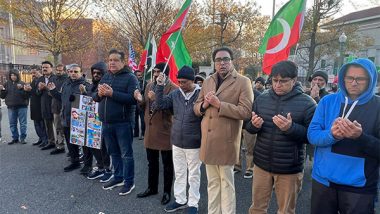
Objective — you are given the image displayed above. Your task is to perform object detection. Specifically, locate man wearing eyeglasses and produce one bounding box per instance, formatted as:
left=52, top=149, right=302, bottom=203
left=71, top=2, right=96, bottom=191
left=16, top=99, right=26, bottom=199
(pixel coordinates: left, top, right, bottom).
left=246, top=60, right=316, bottom=214
left=308, top=58, right=380, bottom=214
left=194, top=47, right=253, bottom=214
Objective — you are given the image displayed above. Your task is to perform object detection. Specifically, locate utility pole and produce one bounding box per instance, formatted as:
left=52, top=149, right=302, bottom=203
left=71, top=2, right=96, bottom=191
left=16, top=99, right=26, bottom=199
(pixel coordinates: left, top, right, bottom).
left=9, top=0, right=16, bottom=64
left=272, top=0, right=276, bottom=18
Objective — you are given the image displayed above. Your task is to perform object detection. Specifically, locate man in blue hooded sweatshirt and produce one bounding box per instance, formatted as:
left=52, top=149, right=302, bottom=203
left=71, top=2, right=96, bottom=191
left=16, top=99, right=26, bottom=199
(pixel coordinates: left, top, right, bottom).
left=308, top=58, right=380, bottom=214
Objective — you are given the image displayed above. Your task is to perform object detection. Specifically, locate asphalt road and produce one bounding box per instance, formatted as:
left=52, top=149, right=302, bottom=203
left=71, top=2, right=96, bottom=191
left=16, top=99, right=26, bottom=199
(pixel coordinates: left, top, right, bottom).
left=0, top=106, right=378, bottom=214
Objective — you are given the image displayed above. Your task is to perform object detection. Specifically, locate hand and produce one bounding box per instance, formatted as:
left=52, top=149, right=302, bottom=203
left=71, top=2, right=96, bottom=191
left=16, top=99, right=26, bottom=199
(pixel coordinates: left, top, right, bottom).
left=156, top=73, right=166, bottom=86
left=134, top=89, right=143, bottom=102
left=23, top=84, right=32, bottom=91
left=310, top=84, right=320, bottom=98
left=338, top=118, right=362, bottom=139
left=205, top=91, right=220, bottom=109
left=79, top=84, right=86, bottom=94
left=47, top=82, right=56, bottom=90
left=331, top=118, right=344, bottom=140
left=273, top=113, right=292, bottom=132
left=0, top=84, right=4, bottom=90
left=16, top=83, right=23, bottom=89
left=38, top=82, right=46, bottom=91
left=251, top=111, right=264, bottom=129
left=148, top=90, right=155, bottom=101
left=102, top=84, right=113, bottom=97
left=97, top=84, right=105, bottom=97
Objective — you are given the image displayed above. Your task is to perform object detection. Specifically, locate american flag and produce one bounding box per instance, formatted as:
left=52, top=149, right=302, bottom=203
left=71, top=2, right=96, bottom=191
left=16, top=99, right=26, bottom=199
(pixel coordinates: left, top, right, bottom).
left=128, top=39, right=138, bottom=71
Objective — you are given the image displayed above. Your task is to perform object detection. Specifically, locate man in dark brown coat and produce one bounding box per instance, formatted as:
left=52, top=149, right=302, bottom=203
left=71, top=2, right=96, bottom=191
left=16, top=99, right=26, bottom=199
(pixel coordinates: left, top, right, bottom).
left=136, top=63, right=178, bottom=205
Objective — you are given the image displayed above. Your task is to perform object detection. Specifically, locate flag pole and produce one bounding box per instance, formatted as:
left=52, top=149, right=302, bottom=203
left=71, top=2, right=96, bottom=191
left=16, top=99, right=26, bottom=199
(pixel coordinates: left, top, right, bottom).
left=142, top=34, right=151, bottom=92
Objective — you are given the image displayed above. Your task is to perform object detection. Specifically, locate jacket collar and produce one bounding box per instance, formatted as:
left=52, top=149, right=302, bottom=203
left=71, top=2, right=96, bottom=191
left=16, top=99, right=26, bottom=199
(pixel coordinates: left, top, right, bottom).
left=211, top=69, right=238, bottom=95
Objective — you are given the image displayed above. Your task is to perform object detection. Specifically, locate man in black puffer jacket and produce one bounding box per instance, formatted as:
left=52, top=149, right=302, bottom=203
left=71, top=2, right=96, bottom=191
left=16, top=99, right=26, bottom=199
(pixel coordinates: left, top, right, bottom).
left=49, top=64, right=91, bottom=172
left=93, top=49, right=139, bottom=196
left=246, top=61, right=316, bottom=214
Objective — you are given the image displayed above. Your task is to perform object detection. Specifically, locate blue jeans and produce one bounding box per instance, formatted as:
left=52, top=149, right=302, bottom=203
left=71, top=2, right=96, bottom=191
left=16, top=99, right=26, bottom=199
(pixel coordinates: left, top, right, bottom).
left=103, top=122, right=134, bottom=186
left=8, top=107, right=27, bottom=141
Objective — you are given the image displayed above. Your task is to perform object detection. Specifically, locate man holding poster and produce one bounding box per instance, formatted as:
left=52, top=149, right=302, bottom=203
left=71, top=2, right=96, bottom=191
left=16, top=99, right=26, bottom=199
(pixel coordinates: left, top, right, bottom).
left=93, top=49, right=139, bottom=196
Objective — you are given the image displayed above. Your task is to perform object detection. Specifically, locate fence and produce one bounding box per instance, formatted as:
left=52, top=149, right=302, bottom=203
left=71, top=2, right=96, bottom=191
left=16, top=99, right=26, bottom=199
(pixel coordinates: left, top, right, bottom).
left=0, top=63, right=33, bottom=84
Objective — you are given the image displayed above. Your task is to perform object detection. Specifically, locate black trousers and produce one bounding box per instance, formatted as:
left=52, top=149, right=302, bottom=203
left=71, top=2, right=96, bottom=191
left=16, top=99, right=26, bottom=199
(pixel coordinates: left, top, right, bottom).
left=75, top=132, right=110, bottom=169
left=311, top=179, right=376, bottom=214
left=146, top=148, right=173, bottom=194
left=63, top=127, right=79, bottom=163
left=134, top=106, right=145, bottom=137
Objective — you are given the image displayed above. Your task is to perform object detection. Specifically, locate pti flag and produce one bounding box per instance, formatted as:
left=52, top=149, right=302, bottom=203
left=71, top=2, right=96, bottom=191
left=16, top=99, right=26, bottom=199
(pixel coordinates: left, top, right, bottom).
left=128, top=39, right=138, bottom=71
left=138, top=34, right=157, bottom=80
left=156, top=0, right=192, bottom=83
left=259, top=0, right=306, bottom=74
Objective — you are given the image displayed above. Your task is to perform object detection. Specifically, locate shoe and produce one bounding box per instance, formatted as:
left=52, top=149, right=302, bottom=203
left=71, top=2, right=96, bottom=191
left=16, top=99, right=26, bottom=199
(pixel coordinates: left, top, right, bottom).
left=137, top=188, right=158, bottom=198
left=138, top=136, right=144, bottom=140
left=161, top=192, right=171, bottom=205
left=32, top=141, right=42, bottom=146
left=80, top=165, right=92, bottom=175
left=100, top=170, right=113, bottom=183
left=119, top=184, right=135, bottom=196
left=8, top=140, right=19, bottom=145
left=164, top=202, right=188, bottom=212
left=186, top=206, right=198, bottom=214
left=244, top=170, right=253, bottom=179
left=39, top=142, right=48, bottom=148
left=87, top=169, right=104, bottom=180
left=64, top=163, right=81, bottom=172
left=103, top=179, right=124, bottom=190
left=79, top=155, right=84, bottom=164
left=50, top=148, right=65, bottom=155
left=20, top=139, right=27, bottom=144
left=41, top=144, right=55, bottom=150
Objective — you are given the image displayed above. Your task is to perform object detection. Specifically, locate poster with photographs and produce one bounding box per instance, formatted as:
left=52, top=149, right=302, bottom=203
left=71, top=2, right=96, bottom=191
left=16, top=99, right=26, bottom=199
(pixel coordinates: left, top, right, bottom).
left=79, top=95, right=98, bottom=113
left=70, top=108, right=86, bottom=146
left=86, top=112, right=102, bottom=149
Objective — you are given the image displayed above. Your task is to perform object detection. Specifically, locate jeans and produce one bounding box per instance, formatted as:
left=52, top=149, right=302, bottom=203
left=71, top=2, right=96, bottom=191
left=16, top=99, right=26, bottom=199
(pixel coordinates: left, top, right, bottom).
left=8, top=107, right=27, bottom=140
left=103, top=122, right=134, bottom=186
left=33, top=120, right=48, bottom=143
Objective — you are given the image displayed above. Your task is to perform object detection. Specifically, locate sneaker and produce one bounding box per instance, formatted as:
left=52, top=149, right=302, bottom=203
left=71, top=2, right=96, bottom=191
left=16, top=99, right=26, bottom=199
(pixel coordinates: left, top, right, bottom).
left=87, top=169, right=104, bottom=180
left=100, top=170, right=113, bottom=183
left=119, top=184, right=135, bottom=196
left=164, top=202, right=188, bottom=212
left=20, top=139, right=27, bottom=144
left=186, top=206, right=198, bottom=214
left=80, top=165, right=92, bottom=175
left=102, top=179, right=124, bottom=190
left=233, top=168, right=241, bottom=174
left=244, top=170, right=253, bottom=179
left=8, top=140, right=19, bottom=145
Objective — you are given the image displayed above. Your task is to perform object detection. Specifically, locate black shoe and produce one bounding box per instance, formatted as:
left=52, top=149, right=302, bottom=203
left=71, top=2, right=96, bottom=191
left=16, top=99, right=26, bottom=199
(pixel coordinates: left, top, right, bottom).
left=8, top=140, right=19, bottom=145
left=64, top=163, right=81, bottom=172
left=39, top=142, right=48, bottom=148
left=41, top=144, right=55, bottom=150
left=32, top=141, right=42, bottom=146
left=80, top=165, right=92, bottom=175
left=20, top=139, right=27, bottom=144
left=161, top=192, right=171, bottom=205
left=137, top=188, right=158, bottom=198
left=50, top=148, right=65, bottom=155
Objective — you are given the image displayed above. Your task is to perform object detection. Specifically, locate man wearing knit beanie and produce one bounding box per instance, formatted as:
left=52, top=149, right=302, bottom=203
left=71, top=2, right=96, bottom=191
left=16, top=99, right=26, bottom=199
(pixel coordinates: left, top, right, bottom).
left=307, top=70, right=329, bottom=103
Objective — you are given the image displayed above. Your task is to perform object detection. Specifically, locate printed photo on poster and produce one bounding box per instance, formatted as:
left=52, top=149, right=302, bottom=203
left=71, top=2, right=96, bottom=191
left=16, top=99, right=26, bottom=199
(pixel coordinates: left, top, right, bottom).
left=79, top=95, right=98, bottom=113
left=70, top=108, right=86, bottom=146
left=86, top=111, right=102, bottom=149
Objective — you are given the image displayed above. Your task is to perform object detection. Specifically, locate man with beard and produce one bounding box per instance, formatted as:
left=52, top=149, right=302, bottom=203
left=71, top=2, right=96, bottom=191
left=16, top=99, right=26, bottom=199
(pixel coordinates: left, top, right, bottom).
left=307, top=71, right=330, bottom=103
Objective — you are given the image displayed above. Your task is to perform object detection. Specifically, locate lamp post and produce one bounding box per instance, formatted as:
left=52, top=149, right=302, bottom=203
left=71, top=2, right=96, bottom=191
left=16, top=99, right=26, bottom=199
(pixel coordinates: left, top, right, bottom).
left=339, top=32, right=347, bottom=69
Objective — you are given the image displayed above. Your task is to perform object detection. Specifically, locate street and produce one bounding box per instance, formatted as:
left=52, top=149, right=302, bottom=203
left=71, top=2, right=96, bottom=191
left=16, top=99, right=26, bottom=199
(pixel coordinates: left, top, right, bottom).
left=0, top=106, right=377, bottom=214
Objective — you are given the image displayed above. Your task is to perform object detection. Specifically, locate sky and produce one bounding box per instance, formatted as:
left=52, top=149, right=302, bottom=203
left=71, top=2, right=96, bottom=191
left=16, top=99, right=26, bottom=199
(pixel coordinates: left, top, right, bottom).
left=256, top=0, right=380, bottom=18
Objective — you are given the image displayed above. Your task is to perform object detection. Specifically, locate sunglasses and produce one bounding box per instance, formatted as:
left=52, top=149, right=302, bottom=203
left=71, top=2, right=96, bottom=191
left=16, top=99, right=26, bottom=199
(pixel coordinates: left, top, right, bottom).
left=69, top=70, right=80, bottom=73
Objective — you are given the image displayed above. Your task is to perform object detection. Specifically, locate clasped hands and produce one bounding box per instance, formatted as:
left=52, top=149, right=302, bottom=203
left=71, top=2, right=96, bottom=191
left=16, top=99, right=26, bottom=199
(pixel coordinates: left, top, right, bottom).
left=251, top=111, right=293, bottom=132
left=98, top=84, right=113, bottom=97
left=202, top=91, right=221, bottom=109
left=331, top=117, right=362, bottom=140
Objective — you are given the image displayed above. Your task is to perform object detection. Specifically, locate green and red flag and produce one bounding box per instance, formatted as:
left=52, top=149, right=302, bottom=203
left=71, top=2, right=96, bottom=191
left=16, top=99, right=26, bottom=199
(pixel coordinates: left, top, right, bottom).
left=259, top=0, right=306, bottom=75
left=156, top=0, right=192, bottom=83
left=138, top=34, right=157, bottom=81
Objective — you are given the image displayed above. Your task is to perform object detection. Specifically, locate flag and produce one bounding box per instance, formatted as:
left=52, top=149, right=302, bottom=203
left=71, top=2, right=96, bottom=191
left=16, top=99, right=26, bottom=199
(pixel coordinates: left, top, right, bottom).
left=156, top=0, right=192, bottom=83
left=128, top=39, right=138, bottom=71
left=138, top=34, right=157, bottom=80
left=259, top=0, right=306, bottom=75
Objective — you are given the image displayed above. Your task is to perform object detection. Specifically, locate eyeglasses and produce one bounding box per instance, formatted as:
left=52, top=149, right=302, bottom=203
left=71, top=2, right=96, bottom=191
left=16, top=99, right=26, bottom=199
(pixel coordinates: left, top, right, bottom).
left=178, top=80, right=190, bottom=85
left=214, top=57, right=231, bottom=63
left=93, top=72, right=102, bottom=75
left=344, top=76, right=368, bottom=84
left=70, top=70, right=80, bottom=73
left=272, top=78, right=293, bottom=85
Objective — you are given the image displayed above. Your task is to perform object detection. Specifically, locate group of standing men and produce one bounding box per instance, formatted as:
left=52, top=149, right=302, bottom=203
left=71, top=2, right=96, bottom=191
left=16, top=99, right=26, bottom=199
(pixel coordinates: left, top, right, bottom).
left=0, top=46, right=378, bottom=214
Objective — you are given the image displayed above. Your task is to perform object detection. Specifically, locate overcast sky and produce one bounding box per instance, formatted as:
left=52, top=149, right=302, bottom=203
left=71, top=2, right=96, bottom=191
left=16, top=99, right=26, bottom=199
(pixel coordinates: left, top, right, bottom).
left=256, top=0, right=380, bottom=18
